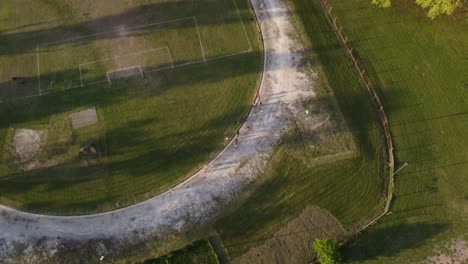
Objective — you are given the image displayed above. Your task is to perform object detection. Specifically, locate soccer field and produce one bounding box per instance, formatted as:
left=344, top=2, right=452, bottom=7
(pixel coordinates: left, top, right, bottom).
left=0, top=0, right=262, bottom=214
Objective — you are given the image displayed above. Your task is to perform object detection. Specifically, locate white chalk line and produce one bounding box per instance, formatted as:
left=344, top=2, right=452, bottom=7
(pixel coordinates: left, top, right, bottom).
left=232, top=0, right=253, bottom=51
left=79, top=47, right=169, bottom=67
left=83, top=47, right=171, bottom=85
left=9, top=3, right=256, bottom=104
left=193, top=17, right=206, bottom=63
left=36, top=45, right=41, bottom=96
left=166, top=47, right=174, bottom=68
left=106, top=66, right=144, bottom=84
left=107, top=66, right=143, bottom=75
left=139, top=66, right=144, bottom=78
left=38, top=17, right=195, bottom=47
left=38, top=14, right=189, bottom=90
left=1, top=48, right=252, bottom=104
left=205, top=49, right=251, bottom=62
left=78, top=64, right=84, bottom=87
left=106, top=72, right=112, bottom=85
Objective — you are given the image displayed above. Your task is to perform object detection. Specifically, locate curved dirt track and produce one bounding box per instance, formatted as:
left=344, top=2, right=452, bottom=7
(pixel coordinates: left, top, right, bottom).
left=0, top=0, right=315, bottom=261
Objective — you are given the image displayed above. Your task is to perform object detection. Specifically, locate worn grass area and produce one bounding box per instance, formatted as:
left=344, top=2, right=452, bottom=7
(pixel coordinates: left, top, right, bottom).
left=0, top=0, right=262, bottom=214
left=229, top=205, right=348, bottom=264
left=141, top=240, right=219, bottom=264
left=214, top=1, right=388, bottom=260
left=296, top=0, right=467, bottom=263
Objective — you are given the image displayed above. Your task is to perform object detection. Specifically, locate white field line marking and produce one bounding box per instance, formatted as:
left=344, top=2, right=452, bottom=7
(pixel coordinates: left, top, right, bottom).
left=78, top=64, right=84, bottom=87
left=36, top=45, right=41, bottom=96
left=0, top=80, right=108, bottom=103
left=106, top=65, right=143, bottom=75
left=43, top=81, right=108, bottom=96
left=39, top=17, right=195, bottom=46
left=106, top=66, right=145, bottom=82
left=232, top=0, right=253, bottom=51
left=205, top=49, right=251, bottom=62
left=139, top=66, right=144, bottom=78
left=166, top=47, right=174, bottom=68
left=147, top=59, right=205, bottom=73
left=106, top=72, right=112, bottom=85
left=146, top=65, right=175, bottom=73
left=174, top=59, right=206, bottom=68
left=193, top=17, right=206, bottom=63
left=81, top=48, right=168, bottom=85
left=2, top=48, right=250, bottom=104
left=79, top=47, right=168, bottom=67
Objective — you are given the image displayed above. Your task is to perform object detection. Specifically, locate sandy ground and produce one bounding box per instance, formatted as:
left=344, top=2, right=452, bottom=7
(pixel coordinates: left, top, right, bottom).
left=421, top=239, right=468, bottom=264
left=70, top=107, right=98, bottom=130
left=0, top=0, right=316, bottom=261
left=13, top=128, right=44, bottom=160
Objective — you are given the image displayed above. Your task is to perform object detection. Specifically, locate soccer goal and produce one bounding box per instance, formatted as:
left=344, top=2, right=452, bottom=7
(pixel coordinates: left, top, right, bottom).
left=79, top=47, right=173, bottom=86
left=106, top=66, right=144, bottom=84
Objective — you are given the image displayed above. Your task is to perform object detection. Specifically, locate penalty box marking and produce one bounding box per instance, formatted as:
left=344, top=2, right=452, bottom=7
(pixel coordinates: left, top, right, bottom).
left=25, top=1, right=254, bottom=102
left=79, top=47, right=173, bottom=86
left=38, top=17, right=196, bottom=47
left=37, top=16, right=197, bottom=91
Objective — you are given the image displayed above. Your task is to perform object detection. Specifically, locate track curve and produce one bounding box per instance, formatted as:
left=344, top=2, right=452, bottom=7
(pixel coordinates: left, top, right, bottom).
left=0, top=0, right=315, bottom=261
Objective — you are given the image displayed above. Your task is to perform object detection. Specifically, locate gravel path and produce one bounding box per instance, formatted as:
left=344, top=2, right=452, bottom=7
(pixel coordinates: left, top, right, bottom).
left=0, top=0, right=315, bottom=261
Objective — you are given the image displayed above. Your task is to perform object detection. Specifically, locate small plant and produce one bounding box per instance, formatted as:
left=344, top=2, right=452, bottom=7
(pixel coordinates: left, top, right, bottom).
left=313, top=238, right=342, bottom=264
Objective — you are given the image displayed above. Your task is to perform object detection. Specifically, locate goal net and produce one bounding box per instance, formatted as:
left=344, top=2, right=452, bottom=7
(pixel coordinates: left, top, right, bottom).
left=106, top=66, right=144, bottom=84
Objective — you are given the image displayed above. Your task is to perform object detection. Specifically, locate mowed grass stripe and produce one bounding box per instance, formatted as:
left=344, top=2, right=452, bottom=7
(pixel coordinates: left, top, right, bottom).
left=311, top=0, right=468, bottom=263
left=0, top=0, right=262, bottom=214
left=214, top=1, right=388, bottom=259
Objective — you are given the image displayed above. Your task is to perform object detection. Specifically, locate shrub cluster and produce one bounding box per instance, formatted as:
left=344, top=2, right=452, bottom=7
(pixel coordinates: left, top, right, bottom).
left=313, top=238, right=342, bottom=264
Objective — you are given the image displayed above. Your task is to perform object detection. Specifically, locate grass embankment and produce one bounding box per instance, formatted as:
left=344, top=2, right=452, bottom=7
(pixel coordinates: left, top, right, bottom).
left=296, top=0, right=468, bottom=263
left=214, top=1, right=388, bottom=260
left=0, top=0, right=262, bottom=214
left=141, top=240, right=219, bottom=264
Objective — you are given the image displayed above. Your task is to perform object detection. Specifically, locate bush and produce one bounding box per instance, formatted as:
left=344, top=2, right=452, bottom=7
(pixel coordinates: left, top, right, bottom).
left=313, top=239, right=342, bottom=264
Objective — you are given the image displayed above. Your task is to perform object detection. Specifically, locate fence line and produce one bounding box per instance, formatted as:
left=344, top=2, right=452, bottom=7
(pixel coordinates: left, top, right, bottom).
left=318, top=0, right=395, bottom=235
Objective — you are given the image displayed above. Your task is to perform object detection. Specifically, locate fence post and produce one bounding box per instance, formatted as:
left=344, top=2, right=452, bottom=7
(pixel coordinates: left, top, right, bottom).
left=320, top=0, right=395, bottom=237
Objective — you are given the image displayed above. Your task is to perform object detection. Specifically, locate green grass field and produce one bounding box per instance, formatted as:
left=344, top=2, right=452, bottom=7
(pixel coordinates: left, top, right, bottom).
left=0, top=0, right=262, bottom=214
left=141, top=240, right=219, bottom=264
left=212, top=1, right=467, bottom=263
left=213, top=1, right=390, bottom=260
left=292, top=0, right=468, bottom=263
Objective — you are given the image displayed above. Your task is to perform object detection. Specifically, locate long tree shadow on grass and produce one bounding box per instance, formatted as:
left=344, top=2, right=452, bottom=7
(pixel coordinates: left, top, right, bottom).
left=0, top=102, right=250, bottom=214
left=0, top=0, right=262, bottom=56
left=342, top=223, right=448, bottom=262
left=293, top=0, right=382, bottom=158
left=0, top=50, right=262, bottom=123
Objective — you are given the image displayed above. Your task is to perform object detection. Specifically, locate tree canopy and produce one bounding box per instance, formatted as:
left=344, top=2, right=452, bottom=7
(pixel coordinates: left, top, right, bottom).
left=313, top=239, right=342, bottom=264
left=371, top=0, right=465, bottom=19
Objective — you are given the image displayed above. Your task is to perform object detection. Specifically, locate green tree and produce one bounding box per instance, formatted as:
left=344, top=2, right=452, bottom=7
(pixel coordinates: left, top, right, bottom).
left=313, top=239, right=342, bottom=264
left=415, top=0, right=463, bottom=19
left=371, top=0, right=465, bottom=19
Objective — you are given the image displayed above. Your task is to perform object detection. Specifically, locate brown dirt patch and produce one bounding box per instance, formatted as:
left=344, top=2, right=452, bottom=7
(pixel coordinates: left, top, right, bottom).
left=422, top=239, right=468, bottom=264
left=232, top=205, right=348, bottom=264
left=69, top=107, right=98, bottom=130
